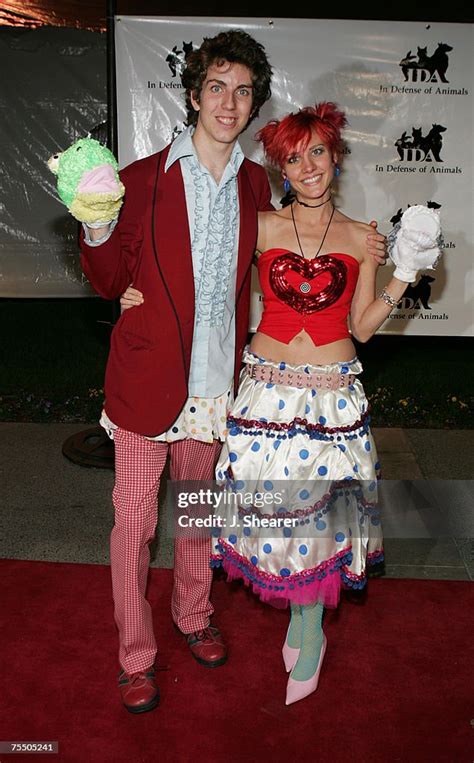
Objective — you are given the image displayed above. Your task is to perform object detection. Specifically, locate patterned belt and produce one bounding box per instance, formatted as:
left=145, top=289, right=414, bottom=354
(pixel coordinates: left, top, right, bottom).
left=246, top=363, right=356, bottom=390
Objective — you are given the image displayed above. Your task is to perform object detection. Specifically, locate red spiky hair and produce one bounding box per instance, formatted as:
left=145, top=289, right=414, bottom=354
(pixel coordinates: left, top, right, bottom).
left=256, top=102, right=347, bottom=168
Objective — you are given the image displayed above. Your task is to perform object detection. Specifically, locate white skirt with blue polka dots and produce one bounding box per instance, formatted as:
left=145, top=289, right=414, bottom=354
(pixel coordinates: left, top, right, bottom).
left=212, top=351, right=384, bottom=608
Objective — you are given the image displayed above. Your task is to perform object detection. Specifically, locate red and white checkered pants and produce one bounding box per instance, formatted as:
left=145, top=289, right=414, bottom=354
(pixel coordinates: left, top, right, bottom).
left=111, top=427, right=222, bottom=673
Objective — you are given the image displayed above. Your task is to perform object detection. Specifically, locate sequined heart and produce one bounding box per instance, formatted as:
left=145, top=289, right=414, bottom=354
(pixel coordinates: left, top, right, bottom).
left=269, top=253, right=347, bottom=314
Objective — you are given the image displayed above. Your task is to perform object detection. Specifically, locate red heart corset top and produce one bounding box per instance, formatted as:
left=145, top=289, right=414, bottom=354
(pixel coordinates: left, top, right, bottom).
left=255, top=249, right=360, bottom=346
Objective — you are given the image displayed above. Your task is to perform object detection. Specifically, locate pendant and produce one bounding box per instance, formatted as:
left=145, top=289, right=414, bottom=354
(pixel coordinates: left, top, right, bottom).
left=299, top=282, right=311, bottom=293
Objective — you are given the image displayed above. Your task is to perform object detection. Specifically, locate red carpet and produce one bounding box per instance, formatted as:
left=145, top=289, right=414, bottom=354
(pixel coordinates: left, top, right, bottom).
left=1, top=559, right=473, bottom=763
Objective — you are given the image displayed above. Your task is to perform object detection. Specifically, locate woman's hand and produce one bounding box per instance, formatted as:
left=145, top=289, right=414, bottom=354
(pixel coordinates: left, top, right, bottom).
left=120, top=286, right=144, bottom=313
left=366, top=221, right=388, bottom=265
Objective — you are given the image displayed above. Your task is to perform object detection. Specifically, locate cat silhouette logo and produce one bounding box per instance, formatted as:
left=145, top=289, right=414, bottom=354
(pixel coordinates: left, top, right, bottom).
left=166, top=41, right=194, bottom=78
left=399, top=43, right=453, bottom=83
left=395, top=125, right=446, bottom=162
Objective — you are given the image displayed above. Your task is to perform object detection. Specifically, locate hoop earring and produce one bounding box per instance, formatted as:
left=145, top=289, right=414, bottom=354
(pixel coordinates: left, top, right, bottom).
left=283, top=177, right=291, bottom=193
left=334, top=165, right=341, bottom=177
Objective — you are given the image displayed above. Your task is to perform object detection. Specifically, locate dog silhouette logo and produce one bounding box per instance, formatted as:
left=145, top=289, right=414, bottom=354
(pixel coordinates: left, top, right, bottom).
left=171, top=124, right=185, bottom=141
left=390, top=202, right=441, bottom=309
left=399, top=42, right=453, bottom=83
left=395, top=125, right=447, bottom=162
left=166, top=41, right=194, bottom=78
left=401, top=275, right=436, bottom=309
left=390, top=201, right=441, bottom=226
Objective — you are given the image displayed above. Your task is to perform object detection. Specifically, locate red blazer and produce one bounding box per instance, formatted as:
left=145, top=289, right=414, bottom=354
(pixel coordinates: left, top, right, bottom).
left=80, top=144, right=272, bottom=436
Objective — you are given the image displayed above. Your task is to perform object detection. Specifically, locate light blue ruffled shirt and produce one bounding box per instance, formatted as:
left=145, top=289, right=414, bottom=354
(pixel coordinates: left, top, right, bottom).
left=165, top=127, right=243, bottom=397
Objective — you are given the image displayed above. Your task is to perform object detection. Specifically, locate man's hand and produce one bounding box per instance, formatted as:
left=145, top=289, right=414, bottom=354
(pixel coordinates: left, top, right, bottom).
left=120, top=286, right=144, bottom=313
left=367, top=220, right=388, bottom=265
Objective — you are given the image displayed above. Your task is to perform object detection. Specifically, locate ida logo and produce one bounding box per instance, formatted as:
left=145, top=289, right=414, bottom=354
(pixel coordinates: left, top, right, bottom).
left=395, top=124, right=446, bottom=162
left=399, top=43, right=452, bottom=83
left=166, top=41, right=194, bottom=78
left=389, top=202, right=447, bottom=316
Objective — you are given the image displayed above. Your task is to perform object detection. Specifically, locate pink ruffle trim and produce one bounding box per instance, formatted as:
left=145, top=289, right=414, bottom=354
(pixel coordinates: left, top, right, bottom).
left=212, top=542, right=362, bottom=609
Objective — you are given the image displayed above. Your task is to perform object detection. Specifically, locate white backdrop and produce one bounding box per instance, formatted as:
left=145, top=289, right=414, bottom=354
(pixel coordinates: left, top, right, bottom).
left=115, top=16, right=473, bottom=336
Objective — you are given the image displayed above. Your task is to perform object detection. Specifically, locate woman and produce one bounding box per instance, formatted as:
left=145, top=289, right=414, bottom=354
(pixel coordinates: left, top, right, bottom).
left=121, top=103, right=440, bottom=705
left=208, top=101, right=428, bottom=706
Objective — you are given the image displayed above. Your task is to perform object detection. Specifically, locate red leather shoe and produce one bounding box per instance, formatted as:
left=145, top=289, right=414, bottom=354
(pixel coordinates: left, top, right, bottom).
left=186, top=626, right=227, bottom=668
left=118, top=667, right=160, bottom=713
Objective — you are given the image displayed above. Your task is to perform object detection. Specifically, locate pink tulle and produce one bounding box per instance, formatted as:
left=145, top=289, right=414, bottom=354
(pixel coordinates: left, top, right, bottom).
left=212, top=542, right=360, bottom=609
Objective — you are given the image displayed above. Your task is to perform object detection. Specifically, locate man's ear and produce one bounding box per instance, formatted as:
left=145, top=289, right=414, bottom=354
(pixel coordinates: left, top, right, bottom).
left=190, top=90, right=200, bottom=112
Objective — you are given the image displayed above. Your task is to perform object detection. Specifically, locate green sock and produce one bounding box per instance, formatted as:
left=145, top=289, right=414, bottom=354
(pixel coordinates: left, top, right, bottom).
left=287, top=604, right=302, bottom=648
left=290, top=602, right=324, bottom=681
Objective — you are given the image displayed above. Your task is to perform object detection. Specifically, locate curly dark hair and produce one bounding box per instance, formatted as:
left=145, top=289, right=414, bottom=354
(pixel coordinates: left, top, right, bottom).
left=181, top=29, right=272, bottom=128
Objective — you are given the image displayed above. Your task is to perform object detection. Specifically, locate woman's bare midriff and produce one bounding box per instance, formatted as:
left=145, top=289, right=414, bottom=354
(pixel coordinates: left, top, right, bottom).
left=250, top=330, right=356, bottom=366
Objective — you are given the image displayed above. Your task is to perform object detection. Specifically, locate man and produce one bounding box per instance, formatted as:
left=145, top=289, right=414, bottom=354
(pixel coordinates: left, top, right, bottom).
left=80, top=29, right=386, bottom=714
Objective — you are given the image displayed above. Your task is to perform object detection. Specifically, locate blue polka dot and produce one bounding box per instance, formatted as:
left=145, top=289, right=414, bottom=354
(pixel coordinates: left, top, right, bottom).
left=264, top=480, right=273, bottom=490
left=371, top=517, right=380, bottom=526
left=259, top=417, right=268, bottom=423
left=240, top=406, right=248, bottom=415
left=369, top=481, right=376, bottom=491
left=263, top=543, right=272, bottom=554
left=251, top=556, right=258, bottom=565
left=229, top=427, right=240, bottom=436
left=251, top=442, right=261, bottom=452
left=340, top=365, right=349, bottom=374
left=318, top=465, right=328, bottom=476
left=217, top=470, right=223, bottom=479
left=265, top=383, right=274, bottom=389
left=349, top=384, right=355, bottom=391
left=228, top=534, right=237, bottom=544
left=335, top=532, right=345, bottom=542
left=284, top=466, right=290, bottom=476
left=299, top=449, right=309, bottom=460
left=273, top=440, right=281, bottom=450
left=299, top=544, right=308, bottom=555
left=338, top=399, right=347, bottom=410
left=365, top=441, right=371, bottom=451
left=305, top=404, right=310, bottom=414
left=229, top=452, right=238, bottom=462
left=280, top=568, right=291, bottom=577
left=244, top=527, right=251, bottom=536
left=353, top=464, right=359, bottom=472
left=319, top=416, right=326, bottom=425
left=234, top=480, right=245, bottom=489
left=279, top=362, right=286, bottom=370
left=299, top=489, right=309, bottom=500
left=316, top=520, right=327, bottom=531
left=338, top=444, right=346, bottom=452
left=278, top=399, right=285, bottom=410
left=311, top=389, right=317, bottom=397
left=375, top=461, right=381, bottom=470
left=283, top=527, right=292, bottom=538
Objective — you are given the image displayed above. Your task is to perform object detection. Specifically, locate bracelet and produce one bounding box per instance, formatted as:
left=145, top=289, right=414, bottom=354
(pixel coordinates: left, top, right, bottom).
left=378, top=287, right=399, bottom=308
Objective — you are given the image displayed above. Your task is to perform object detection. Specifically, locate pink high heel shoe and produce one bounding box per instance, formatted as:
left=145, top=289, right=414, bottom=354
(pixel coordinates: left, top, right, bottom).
left=282, top=623, right=300, bottom=673
left=285, top=634, right=327, bottom=706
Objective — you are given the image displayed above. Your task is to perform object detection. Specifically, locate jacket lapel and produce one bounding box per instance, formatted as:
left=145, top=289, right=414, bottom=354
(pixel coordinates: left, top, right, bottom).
left=152, top=148, right=195, bottom=327
left=236, top=161, right=258, bottom=302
